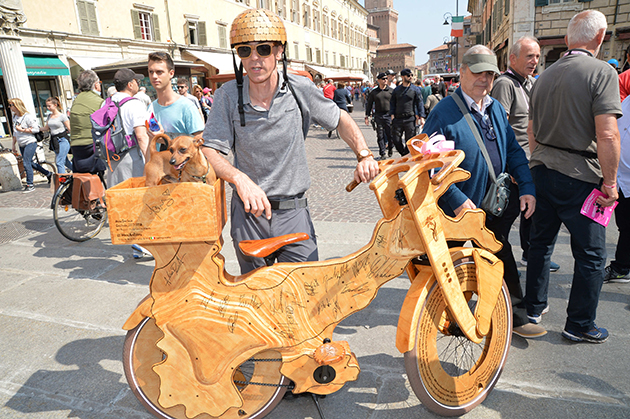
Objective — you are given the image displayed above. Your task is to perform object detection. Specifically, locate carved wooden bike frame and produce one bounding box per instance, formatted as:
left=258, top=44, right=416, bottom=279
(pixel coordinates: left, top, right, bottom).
left=109, top=139, right=512, bottom=419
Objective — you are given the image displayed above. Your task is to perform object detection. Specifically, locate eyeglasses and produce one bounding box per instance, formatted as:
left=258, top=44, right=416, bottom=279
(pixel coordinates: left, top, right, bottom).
left=235, top=42, right=276, bottom=59
left=177, top=85, right=187, bottom=90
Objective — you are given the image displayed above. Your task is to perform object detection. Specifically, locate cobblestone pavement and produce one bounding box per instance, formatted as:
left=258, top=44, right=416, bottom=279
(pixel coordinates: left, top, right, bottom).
left=0, top=103, right=386, bottom=223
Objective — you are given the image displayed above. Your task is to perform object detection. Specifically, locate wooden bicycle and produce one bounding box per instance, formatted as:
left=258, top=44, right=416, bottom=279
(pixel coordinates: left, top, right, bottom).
left=107, top=136, right=512, bottom=418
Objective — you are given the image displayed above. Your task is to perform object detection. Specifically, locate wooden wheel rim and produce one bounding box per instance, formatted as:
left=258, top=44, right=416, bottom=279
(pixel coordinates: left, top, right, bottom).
left=124, top=317, right=289, bottom=419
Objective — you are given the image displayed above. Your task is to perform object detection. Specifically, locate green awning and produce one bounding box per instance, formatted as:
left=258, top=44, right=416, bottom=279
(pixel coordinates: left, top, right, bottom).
left=0, top=55, right=70, bottom=77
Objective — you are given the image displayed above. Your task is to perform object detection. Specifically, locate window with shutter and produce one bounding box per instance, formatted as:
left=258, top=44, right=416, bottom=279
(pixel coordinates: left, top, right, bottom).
left=86, top=2, right=99, bottom=35
left=152, top=14, right=161, bottom=41
left=131, top=10, right=142, bottom=39
left=198, top=21, right=207, bottom=46
left=535, top=0, right=548, bottom=6
left=218, top=25, right=227, bottom=49
left=77, top=0, right=99, bottom=35
left=133, top=11, right=153, bottom=41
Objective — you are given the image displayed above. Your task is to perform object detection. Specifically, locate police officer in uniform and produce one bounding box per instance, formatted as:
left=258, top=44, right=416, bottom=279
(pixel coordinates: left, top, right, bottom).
left=390, top=68, right=424, bottom=156
left=364, top=72, right=393, bottom=160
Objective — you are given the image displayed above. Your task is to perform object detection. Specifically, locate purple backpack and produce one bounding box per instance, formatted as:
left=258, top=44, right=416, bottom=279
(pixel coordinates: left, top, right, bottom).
left=90, top=96, right=138, bottom=167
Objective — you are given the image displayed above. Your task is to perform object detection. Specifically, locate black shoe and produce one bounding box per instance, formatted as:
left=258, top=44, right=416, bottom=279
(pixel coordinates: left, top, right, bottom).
left=47, top=173, right=52, bottom=184
left=328, top=131, right=332, bottom=138
left=388, top=149, right=393, bottom=157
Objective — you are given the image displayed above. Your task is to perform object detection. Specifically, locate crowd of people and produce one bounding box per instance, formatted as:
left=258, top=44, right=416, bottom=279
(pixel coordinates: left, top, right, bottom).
left=7, top=7, right=627, bottom=344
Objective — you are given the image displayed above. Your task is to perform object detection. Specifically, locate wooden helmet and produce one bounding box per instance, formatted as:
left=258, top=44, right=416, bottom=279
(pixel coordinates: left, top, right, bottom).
left=230, top=8, right=287, bottom=48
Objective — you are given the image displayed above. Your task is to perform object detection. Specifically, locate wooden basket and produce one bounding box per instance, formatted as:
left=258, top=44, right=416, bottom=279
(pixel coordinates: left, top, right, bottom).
left=106, top=177, right=226, bottom=245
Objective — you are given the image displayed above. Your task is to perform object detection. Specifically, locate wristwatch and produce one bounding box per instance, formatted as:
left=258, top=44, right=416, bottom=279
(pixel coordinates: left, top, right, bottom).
left=357, top=149, right=373, bottom=162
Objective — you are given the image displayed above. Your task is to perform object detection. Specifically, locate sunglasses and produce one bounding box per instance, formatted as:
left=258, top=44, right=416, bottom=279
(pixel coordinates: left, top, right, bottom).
left=235, top=43, right=276, bottom=59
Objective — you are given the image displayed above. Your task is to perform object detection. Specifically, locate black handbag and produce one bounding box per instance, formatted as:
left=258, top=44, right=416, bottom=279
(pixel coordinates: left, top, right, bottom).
left=49, top=130, right=68, bottom=154
left=451, top=94, right=510, bottom=217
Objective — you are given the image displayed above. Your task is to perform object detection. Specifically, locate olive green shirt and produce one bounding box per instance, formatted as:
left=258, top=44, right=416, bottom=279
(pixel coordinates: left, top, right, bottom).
left=69, top=90, right=104, bottom=146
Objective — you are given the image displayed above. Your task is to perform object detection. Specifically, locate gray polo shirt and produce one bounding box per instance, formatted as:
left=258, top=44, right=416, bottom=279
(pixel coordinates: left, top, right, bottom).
left=491, top=69, right=534, bottom=157
left=529, top=50, right=622, bottom=184
left=203, top=71, right=340, bottom=199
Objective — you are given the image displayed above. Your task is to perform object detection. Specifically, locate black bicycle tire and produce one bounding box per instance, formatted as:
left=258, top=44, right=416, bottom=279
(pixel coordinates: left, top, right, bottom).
left=52, top=179, right=107, bottom=242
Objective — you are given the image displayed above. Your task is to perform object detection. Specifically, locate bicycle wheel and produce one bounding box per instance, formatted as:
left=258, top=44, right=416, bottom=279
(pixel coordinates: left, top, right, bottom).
left=52, top=179, right=107, bottom=242
left=123, top=317, right=289, bottom=419
left=40, top=161, right=57, bottom=175
left=404, top=256, right=512, bottom=416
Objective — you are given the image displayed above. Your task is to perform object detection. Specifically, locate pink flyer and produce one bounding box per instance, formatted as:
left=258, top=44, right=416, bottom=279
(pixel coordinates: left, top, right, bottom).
left=580, top=188, right=618, bottom=227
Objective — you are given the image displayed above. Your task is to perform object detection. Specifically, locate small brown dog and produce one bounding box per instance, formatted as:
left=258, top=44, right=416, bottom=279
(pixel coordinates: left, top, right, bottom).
left=144, top=133, right=216, bottom=187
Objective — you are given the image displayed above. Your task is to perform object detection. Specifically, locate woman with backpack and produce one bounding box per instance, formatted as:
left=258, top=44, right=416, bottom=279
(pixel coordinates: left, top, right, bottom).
left=9, top=98, right=52, bottom=193
left=42, top=96, right=73, bottom=173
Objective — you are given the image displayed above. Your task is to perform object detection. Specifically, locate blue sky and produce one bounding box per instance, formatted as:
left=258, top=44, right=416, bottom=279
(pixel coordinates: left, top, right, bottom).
left=360, top=0, right=465, bottom=66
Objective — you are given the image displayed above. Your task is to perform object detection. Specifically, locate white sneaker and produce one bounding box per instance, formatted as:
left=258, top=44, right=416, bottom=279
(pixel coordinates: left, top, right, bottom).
left=132, top=244, right=153, bottom=260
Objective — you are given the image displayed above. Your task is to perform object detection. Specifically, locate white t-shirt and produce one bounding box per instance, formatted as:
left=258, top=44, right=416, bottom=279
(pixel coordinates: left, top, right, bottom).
left=111, top=92, right=148, bottom=135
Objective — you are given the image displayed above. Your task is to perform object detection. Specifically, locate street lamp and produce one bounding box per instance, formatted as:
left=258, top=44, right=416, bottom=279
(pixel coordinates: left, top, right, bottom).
left=442, top=8, right=459, bottom=72
left=443, top=36, right=453, bottom=73
left=443, top=12, right=452, bottom=26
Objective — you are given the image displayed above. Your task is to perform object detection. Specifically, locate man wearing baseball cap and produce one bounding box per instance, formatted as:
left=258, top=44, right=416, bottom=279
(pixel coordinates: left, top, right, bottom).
left=422, top=45, right=544, bottom=339
left=365, top=72, right=393, bottom=159
left=108, top=68, right=149, bottom=187
left=390, top=68, right=424, bottom=156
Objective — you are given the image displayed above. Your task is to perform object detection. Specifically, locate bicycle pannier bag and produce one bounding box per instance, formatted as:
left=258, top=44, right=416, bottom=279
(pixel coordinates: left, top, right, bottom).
left=71, top=173, right=105, bottom=211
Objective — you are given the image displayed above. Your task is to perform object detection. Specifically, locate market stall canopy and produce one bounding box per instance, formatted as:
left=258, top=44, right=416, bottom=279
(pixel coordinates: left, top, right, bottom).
left=305, top=64, right=332, bottom=78
left=328, top=72, right=368, bottom=82
left=0, top=55, right=69, bottom=76
left=68, top=55, right=123, bottom=70
left=185, top=50, right=237, bottom=74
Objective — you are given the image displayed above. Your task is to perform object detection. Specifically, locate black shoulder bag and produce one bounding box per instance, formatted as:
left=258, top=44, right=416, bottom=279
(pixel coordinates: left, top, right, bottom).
left=451, top=94, right=511, bottom=217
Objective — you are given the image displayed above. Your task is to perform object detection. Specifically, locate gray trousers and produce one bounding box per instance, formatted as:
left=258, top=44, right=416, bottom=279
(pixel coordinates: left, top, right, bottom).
left=230, top=194, right=318, bottom=274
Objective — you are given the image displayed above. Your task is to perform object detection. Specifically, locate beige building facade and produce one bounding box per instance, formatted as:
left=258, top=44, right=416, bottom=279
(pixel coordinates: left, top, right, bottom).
left=0, top=0, right=370, bottom=135
left=467, top=0, right=630, bottom=72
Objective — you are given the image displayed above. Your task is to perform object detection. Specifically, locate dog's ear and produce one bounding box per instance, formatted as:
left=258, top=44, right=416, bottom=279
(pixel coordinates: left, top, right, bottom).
left=154, top=134, right=170, bottom=152
left=195, top=137, right=205, bottom=147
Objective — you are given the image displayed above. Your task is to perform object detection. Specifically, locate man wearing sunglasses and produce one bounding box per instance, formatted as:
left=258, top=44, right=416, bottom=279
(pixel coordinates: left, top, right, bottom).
left=422, top=45, right=543, bottom=339
left=202, top=9, right=379, bottom=274
left=176, top=77, right=205, bottom=123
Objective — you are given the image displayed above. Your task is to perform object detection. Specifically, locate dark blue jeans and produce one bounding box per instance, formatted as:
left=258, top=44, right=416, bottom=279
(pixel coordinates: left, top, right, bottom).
left=20, top=142, right=51, bottom=187
left=525, top=165, right=606, bottom=332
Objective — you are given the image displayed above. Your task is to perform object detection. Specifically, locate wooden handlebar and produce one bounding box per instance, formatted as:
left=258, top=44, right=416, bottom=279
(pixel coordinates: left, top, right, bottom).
left=346, top=180, right=359, bottom=192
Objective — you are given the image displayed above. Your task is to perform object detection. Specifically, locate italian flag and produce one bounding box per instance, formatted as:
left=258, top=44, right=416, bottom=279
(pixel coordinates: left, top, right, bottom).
left=451, top=16, right=464, bottom=37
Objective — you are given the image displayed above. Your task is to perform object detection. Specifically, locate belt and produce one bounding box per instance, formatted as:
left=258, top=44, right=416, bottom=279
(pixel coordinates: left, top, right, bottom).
left=269, top=197, right=308, bottom=210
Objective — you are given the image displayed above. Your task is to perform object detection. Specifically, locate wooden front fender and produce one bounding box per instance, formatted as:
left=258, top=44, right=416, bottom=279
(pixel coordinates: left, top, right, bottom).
left=395, top=267, right=434, bottom=354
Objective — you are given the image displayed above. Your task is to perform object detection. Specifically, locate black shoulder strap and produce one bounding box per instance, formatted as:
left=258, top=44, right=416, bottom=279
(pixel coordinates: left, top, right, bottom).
left=232, top=51, right=246, bottom=127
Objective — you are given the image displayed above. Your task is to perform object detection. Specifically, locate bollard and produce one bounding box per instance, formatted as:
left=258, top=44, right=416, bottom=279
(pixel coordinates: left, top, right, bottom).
left=0, top=152, right=23, bottom=191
